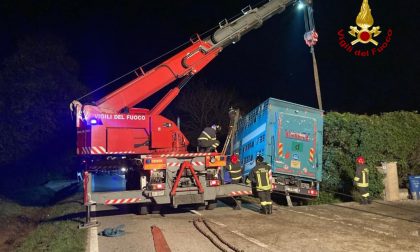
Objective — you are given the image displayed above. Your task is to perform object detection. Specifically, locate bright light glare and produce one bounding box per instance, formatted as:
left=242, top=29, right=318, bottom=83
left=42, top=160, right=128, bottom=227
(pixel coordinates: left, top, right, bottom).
left=121, top=167, right=127, bottom=172
left=297, top=2, right=305, bottom=10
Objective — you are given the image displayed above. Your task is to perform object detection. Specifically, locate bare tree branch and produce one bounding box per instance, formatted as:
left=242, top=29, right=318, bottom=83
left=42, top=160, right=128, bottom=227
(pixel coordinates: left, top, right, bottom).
left=174, top=80, right=239, bottom=148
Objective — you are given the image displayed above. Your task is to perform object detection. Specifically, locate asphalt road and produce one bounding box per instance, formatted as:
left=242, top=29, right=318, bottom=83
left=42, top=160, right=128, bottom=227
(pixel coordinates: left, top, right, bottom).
left=87, top=199, right=420, bottom=252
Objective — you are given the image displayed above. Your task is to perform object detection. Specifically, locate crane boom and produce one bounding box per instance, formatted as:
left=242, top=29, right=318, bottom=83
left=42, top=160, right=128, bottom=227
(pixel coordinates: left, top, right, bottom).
left=95, top=0, right=295, bottom=113
left=71, top=0, right=302, bottom=157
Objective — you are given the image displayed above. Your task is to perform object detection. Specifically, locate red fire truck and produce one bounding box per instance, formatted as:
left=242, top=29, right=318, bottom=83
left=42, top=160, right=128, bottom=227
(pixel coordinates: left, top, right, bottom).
left=71, top=0, right=300, bottom=228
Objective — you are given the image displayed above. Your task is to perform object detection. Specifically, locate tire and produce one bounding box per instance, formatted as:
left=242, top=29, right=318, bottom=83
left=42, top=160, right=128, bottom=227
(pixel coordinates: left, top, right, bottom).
left=206, top=200, right=217, bottom=210
left=125, top=169, right=140, bottom=190
left=138, top=204, right=150, bottom=215
left=150, top=205, right=162, bottom=214
left=195, top=204, right=206, bottom=211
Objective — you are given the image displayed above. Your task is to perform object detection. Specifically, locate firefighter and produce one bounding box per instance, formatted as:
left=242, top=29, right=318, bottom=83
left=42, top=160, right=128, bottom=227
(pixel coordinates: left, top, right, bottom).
left=226, top=153, right=243, bottom=184
left=197, top=124, right=221, bottom=152
left=353, top=156, right=371, bottom=204
left=246, top=155, right=273, bottom=214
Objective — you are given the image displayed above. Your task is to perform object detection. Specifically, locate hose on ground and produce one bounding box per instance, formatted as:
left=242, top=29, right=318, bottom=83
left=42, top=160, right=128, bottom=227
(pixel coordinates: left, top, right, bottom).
left=202, top=219, right=243, bottom=252
left=193, top=217, right=244, bottom=252
left=193, top=218, right=229, bottom=252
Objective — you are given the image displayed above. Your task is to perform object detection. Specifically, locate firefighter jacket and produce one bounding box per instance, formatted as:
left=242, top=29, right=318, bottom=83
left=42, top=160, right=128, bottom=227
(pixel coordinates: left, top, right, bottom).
left=354, top=164, right=369, bottom=188
left=197, top=127, right=218, bottom=147
left=226, top=162, right=243, bottom=182
left=247, top=162, right=272, bottom=191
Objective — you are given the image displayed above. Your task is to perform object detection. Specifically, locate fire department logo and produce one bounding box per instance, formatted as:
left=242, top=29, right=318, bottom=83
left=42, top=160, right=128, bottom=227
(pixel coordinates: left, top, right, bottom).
left=337, top=0, right=392, bottom=57
left=348, top=0, right=381, bottom=46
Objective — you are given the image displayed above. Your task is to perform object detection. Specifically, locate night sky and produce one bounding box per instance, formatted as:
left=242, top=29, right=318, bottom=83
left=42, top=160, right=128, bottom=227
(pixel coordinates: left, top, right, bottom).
left=1, top=0, right=419, bottom=113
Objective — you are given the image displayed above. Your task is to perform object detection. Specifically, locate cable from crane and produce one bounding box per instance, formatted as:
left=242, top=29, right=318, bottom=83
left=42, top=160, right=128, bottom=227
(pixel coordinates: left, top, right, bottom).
left=303, top=1, right=323, bottom=110
left=311, top=49, right=322, bottom=110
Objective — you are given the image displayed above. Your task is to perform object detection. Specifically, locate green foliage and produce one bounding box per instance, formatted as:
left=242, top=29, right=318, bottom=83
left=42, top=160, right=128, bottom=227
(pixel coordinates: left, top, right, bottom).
left=322, top=111, right=420, bottom=198
left=308, top=191, right=341, bottom=205
left=408, top=144, right=420, bottom=179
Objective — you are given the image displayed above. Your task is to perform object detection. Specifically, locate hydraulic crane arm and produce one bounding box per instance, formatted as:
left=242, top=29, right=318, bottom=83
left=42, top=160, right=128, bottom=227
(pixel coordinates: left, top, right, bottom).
left=95, top=0, right=296, bottom=113
left=96, top=40, right=218, bottom=112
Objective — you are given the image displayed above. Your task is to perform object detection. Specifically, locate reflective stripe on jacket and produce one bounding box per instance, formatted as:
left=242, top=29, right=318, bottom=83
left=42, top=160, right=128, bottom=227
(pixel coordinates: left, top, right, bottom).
left=197, top=127, right=216, bottom=141
left=227, top=163, right=242, bottom=181
left=248, top=162, right=272, bottom=191
left=354, top=164, right=369, bottom=188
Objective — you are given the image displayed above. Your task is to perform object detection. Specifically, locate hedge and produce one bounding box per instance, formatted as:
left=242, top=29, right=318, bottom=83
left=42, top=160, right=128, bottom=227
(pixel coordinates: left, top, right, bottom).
left=322, top=111, right=420, bottom=198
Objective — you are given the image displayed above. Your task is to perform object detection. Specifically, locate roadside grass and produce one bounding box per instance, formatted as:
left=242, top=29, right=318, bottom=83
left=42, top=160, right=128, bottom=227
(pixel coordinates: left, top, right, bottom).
left=16, top=193, right=87, bottom=252
left=0, top=197, right=38, bottom=219
left=308, top=191, right=342, bottom=205
left=0, top=197, right=42, bottom=249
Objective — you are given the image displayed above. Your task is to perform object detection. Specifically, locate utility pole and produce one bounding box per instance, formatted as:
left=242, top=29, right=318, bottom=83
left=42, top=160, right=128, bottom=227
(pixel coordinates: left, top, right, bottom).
left=303, top=1, right=323, bottom=110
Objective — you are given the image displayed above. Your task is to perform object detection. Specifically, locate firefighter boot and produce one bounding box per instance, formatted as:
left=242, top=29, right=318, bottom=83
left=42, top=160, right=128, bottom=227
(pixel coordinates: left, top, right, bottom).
left=260, top=206, right=267, bottom=214
left=268, top=204, right=273, bottom=215
left=265, top=205, right=270, bottom=215
left=264, top=205, right=269, bottom=214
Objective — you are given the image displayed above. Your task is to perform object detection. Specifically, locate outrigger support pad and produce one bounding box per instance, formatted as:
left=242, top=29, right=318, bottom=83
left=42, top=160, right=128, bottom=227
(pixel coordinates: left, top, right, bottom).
left=79, top=205, right=100, bottom=229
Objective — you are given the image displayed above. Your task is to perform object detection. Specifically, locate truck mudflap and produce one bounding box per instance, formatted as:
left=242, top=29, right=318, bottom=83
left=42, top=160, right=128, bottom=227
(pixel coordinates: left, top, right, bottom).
left=90, top=190, right=152, bottom=205
left=215, top=183, right=253, bottom=198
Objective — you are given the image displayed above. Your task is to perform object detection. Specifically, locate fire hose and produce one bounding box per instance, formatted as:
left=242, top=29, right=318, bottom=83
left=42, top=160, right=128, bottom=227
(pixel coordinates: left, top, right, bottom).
left=193, top=218, right=244, bottom=252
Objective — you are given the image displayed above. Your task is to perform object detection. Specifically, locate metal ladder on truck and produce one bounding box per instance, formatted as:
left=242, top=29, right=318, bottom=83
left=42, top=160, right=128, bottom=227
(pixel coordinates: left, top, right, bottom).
left=220, top=108, right=244, bottom=210
left=221, top=107, right=240, bottom=156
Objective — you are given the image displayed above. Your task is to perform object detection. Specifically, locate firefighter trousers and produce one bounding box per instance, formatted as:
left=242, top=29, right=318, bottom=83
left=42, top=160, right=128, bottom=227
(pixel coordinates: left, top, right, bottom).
left=198, top=140, right=220, bottom=152
left=257, top=190, right=272, bottom=214
left=358, top=186, right=370, bottom=204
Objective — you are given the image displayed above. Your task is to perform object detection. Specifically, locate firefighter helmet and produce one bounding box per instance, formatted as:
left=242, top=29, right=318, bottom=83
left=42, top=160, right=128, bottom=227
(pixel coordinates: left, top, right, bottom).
left=230, top=154, right=238, bottom=164
left=356, top=156, right=365, bottom=165
left=212, top=124, right=221, bottom=132
left=256, top=155, right=264, bottom=163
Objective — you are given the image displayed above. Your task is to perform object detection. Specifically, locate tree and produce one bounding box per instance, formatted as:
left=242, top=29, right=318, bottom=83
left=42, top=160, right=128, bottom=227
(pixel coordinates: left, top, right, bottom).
left=322, top=111, right=420, bottom=198
left=170, top=80, right=242, bottom=150
left=0, top=34, right=87, bottom=178
left=408, top=144, right=420, bottom=176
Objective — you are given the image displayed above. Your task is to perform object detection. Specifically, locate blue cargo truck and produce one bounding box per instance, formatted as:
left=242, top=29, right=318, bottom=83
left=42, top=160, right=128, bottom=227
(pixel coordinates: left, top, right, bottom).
left=234, top=98, right=323, bottom=198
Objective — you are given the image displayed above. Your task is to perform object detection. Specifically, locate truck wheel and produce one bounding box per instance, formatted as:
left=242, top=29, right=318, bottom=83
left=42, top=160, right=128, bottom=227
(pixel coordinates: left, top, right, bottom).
left=195, top=204, right=206, bottom=211
left=206, top=200, right=217, bottom=210
left=138, top=204, right=150, bottom=215
left=126, top=169, right=140, bottom=190
left=150, top=205, right=162, bottom=214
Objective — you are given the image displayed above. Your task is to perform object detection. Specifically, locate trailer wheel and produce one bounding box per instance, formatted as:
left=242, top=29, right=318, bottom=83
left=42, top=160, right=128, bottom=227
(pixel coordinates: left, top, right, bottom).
left=206, top=200, right=217, bottom=210
left=195, top=204, right=206, bottom=211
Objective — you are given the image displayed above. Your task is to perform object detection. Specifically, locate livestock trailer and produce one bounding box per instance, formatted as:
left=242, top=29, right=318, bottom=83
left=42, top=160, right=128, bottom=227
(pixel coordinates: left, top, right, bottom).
left=234, top=98, right=323, bottom=198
